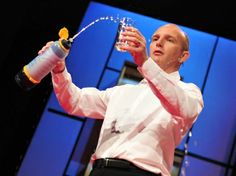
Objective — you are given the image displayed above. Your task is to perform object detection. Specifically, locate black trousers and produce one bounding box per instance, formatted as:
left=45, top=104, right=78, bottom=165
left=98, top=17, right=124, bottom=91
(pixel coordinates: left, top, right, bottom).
left=89, top=158, right=161, bottom=176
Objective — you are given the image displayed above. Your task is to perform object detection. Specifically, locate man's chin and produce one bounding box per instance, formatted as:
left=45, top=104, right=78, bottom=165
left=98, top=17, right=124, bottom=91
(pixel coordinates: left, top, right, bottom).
left=150, top=56, right=160, bottom=64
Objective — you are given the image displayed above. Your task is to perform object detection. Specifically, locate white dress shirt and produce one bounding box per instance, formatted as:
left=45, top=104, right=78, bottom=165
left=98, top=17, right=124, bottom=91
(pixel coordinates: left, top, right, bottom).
left=51, top=58, right=204, bottom=176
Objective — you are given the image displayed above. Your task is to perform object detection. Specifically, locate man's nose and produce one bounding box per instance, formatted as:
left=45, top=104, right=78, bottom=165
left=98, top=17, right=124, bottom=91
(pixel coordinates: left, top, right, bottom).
left=156, top=39, right=163, bottom=47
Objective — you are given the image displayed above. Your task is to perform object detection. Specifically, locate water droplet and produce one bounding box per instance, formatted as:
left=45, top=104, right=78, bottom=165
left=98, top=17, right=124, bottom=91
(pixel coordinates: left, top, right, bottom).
left=185, top=159, right=190, bottom=166
left=180, top=168, right=186, bottom=176
left=189, top=131, right=192, bottom=137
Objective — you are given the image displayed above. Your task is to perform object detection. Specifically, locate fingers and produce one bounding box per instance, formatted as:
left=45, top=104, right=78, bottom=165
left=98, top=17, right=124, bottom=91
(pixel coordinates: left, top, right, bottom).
left=123, top=27, right=145, bottom=43
left=120, top=36, right=141, bottom=48
left=46, top=41, right=54, bottom=46
left=118, top=26, right=148, bottom=66
left=120, top=27, right=146, bottom=50
left=124, top=26, right=145, bottom=41
left=38, top=41, right=54, bottom=55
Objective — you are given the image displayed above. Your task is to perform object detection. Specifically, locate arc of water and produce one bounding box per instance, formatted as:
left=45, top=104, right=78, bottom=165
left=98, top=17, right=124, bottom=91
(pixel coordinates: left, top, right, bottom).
left=70, top=15, right=122, bottom=42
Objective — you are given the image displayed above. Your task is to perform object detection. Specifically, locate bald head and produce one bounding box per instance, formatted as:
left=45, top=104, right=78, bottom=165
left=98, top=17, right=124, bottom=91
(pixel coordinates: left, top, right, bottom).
left=149, top=23, right=190, bottom=73
left=158, top=23, right=189, bottom=51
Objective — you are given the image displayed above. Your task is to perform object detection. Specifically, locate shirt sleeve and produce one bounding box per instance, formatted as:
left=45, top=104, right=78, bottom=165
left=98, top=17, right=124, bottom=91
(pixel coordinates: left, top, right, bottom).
left=50, top=68, right=111, bottom=119
left=138, top=58, right=204, bottom=120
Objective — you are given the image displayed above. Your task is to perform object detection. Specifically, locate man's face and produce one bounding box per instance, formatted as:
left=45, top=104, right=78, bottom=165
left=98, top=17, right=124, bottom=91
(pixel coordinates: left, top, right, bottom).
left=149, top=24, right=186, bottom=73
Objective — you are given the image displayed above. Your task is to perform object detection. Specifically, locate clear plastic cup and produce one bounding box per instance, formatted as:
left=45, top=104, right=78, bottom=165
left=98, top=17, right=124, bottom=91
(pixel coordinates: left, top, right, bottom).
left=115, top=17, right=134, bottom=52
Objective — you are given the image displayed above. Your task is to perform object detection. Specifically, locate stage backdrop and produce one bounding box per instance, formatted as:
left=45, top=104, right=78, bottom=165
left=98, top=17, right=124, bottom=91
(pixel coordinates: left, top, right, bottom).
left=17, top=1, right=236, bottom=176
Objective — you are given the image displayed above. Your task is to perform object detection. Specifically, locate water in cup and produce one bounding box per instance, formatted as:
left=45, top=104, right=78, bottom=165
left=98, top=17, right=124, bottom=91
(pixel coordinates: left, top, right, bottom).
left=115, top=17, right=134, bottom=52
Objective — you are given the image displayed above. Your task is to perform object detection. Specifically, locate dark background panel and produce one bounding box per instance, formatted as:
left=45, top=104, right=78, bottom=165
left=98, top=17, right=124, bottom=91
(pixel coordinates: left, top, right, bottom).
left=17, top=111, right=83, bottom=176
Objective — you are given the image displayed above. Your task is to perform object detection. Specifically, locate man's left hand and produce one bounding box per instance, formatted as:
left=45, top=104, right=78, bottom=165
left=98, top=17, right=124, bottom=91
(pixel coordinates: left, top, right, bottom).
left=118, top=26, right=148, bottom=67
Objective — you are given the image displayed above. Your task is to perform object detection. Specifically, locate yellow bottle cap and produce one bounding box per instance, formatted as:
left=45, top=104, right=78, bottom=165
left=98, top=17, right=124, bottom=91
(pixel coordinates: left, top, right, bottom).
left=58, top=27, right=69, bottom=40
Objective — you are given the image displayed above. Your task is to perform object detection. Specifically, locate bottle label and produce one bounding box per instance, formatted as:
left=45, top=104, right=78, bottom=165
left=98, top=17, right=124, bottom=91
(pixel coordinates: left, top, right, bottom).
left=25, top=41, right=68, bottom=82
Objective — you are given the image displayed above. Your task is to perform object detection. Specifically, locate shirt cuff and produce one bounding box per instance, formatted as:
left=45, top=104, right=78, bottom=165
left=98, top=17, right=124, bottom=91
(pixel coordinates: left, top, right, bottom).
left=138, top=58, right=177, bottom=82
left=51, top=67, right=71, bottom=84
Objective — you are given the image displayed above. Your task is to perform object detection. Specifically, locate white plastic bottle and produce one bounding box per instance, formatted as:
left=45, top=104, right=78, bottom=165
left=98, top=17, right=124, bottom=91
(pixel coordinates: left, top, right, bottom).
left=15, top=39, right=71, bottom=91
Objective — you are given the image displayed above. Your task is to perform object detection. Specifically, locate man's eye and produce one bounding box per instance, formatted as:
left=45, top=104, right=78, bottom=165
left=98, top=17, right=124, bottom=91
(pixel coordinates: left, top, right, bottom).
left=152, top=38, right=158, bottom=41
left=168, top=38, right=174, bottom=42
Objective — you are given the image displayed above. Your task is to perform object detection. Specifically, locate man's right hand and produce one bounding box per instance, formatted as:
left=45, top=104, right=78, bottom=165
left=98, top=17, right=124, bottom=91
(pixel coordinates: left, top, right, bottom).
left=38, top=41, right=66, bottom=73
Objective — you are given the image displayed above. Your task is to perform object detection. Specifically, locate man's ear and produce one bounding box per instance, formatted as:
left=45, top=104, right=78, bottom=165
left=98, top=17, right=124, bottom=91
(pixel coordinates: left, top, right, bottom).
left=179, top=51, right=190, bottom=63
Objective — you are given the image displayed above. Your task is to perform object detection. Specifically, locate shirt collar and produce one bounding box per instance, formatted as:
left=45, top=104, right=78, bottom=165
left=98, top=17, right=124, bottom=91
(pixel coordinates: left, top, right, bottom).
left=152, top=58, right=181, bottom=81
left=169, top=70, right=181, bottom=81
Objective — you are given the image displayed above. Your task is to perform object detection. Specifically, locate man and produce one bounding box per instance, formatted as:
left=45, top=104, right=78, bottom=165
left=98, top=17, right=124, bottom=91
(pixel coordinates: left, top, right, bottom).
left=42, top=23, right=204, bottom=176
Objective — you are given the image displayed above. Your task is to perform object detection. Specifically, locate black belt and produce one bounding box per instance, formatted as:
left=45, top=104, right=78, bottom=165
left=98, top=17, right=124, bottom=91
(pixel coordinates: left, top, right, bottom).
left=93, top=158, right=162, bottom=176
